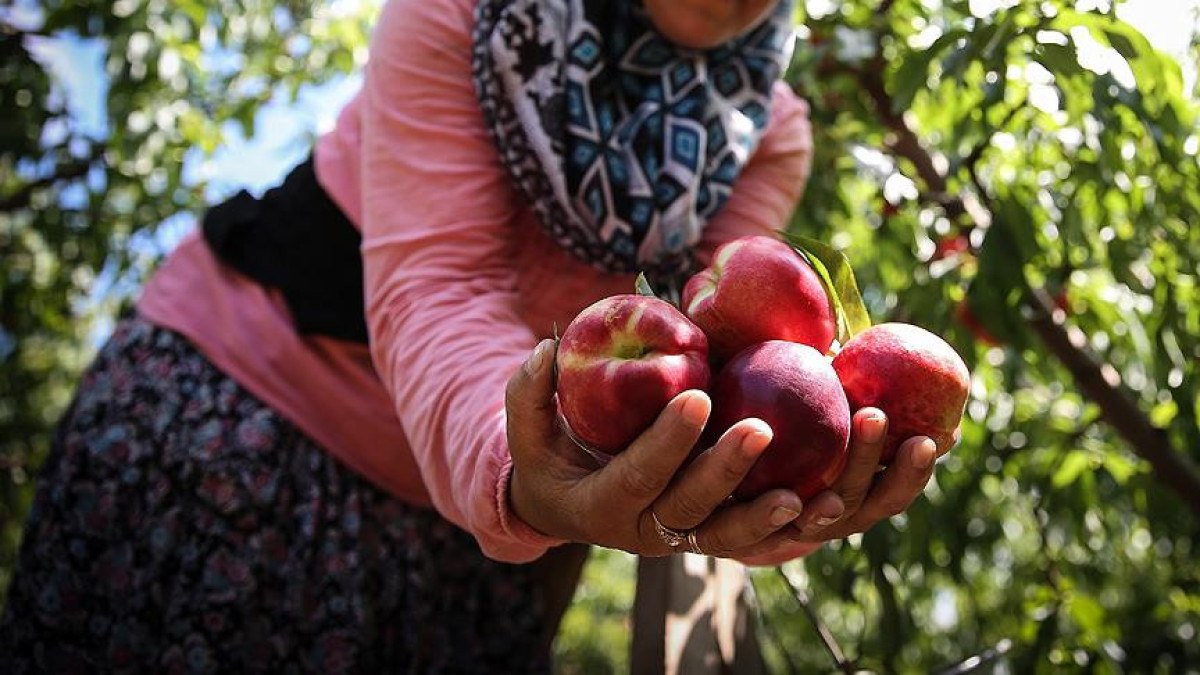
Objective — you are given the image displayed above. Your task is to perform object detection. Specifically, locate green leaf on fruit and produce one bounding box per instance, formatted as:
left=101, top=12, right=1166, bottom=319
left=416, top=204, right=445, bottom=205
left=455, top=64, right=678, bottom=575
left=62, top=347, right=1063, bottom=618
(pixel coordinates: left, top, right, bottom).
left=634, top=273, right=657, bottom=298
left=782, top=233, right=872, bottom=344
left=551, top=323, right=561, bottom=386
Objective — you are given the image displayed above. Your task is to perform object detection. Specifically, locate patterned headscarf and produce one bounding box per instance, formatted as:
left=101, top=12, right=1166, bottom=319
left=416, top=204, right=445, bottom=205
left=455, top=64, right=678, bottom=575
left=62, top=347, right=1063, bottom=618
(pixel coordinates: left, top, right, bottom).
left=472, top=0, right=795, bottom=292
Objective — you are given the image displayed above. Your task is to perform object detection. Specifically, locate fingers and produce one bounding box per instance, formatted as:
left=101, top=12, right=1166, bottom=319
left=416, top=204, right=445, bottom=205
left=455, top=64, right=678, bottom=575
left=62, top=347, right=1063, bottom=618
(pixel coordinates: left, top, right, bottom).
left=851, top=436, right=936, bottom=523
left=816, top=436, right=936, bottom=539
left=590, top=390, right=711, bottom=510
left=684, top=489, right=803, bottom=557
left=790, top=491, right=844, bottom=533
left=827, top=408, right=888, bottom=513
left=505, top=339, right=560, bottom=451
left=731, top=489, right=845, bottom=558
left=650, top=419, right=773, bottom=530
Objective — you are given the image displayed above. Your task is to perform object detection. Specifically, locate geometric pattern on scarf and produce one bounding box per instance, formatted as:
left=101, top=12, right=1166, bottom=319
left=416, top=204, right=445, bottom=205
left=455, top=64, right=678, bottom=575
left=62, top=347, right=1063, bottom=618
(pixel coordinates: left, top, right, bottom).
left=473, top=0, right=795, bottom=290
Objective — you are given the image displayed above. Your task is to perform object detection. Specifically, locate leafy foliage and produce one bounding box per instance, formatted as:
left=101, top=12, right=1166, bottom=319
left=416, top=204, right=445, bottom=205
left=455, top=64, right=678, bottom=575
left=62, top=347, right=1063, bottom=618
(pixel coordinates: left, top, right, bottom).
left=764, top=0, right=1200, bottom=671
left=1, top=0, right=1198, bottom=672
left=554, top=549, right=636, bottom=674
left=785, top=233, right=873, bottom=342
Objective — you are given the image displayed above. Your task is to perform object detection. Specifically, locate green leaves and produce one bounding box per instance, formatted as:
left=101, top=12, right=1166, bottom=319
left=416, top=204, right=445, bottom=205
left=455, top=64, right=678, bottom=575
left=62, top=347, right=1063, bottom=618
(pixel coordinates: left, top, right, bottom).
left=764, top=0, right=1200, bottom=671
left=634, top=272, right=657, bottom=299
left=890, top=29, right=967, bottom=114
left=1052, top=450, right=1092, bottom=488
left=3, top=0, right=1199, bottom=671
left=783, top=233, right=871, bottom=345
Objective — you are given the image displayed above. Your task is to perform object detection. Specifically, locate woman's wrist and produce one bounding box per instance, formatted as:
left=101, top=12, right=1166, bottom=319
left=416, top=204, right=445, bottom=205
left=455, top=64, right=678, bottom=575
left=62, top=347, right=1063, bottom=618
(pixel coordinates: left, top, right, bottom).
left=507, top=463, right=579, bottom=543
left=507, top=466, right=547, bottom=537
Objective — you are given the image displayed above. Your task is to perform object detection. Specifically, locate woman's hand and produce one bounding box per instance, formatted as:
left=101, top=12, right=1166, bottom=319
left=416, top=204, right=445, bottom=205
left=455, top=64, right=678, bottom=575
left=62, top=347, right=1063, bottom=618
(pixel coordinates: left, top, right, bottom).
left=798, top=409, right=939, bottom=540
left=506, top=339, right=841, bottom=558
left=644, top=0, right=781, bottom=49
left=740, top=409, right=942, bottom=558
left=507, top=340, right=943, bottom=558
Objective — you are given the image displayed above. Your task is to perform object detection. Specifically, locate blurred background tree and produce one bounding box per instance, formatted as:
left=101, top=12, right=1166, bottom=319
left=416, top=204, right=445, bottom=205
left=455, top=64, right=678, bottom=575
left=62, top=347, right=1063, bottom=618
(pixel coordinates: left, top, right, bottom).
left=0, top=0, right=374, bottom=599
left=1, top=0, right=1197, bottom=672
left=753, top=1, right=1200, bottom=671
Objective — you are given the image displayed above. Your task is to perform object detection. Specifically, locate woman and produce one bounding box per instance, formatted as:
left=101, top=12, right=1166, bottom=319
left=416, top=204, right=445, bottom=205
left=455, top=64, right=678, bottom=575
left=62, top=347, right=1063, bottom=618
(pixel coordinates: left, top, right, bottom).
left=0, top=0, right=942, bottom=671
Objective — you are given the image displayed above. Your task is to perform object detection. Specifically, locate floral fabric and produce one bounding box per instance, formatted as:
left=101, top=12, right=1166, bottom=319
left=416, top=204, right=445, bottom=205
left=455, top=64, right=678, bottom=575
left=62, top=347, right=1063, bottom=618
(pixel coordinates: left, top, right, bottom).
left=0, top=317, right=549, bottom=674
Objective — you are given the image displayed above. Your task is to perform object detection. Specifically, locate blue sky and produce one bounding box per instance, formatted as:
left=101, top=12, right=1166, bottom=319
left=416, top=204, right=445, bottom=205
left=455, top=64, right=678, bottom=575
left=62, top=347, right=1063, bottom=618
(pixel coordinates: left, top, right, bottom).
left=25, top=36, right=360, bottom=199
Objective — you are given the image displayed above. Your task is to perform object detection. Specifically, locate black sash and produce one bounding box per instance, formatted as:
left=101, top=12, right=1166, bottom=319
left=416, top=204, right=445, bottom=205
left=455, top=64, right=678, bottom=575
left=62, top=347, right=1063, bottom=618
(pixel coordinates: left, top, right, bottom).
left=201, top=158, right=369, bottom=343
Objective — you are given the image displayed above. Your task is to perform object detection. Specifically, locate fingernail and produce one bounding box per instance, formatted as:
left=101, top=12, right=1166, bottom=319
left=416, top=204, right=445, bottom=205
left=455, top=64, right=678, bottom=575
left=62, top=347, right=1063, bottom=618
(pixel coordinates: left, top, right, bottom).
left=816, top=502, right=844, bottom=527
left=860, top=413, right=886, bottom=444
left=524, top=340, right=551, bottom=376
left=770, top=506, right=801, bottom=527
left=740, top=421, right=773, bottom=453
left=913, top=438, right=936, bottom=470
left=677, top=393, right=710, bottom=428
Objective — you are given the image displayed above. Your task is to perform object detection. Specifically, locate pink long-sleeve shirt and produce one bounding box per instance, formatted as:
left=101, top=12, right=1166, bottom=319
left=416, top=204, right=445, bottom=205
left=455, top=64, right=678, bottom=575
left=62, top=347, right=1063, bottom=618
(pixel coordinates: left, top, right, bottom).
left=138, top=0, right=816, bottom=563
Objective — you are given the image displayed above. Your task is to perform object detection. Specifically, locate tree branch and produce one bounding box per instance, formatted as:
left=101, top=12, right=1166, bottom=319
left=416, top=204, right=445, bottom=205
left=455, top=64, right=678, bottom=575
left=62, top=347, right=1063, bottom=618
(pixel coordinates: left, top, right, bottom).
left=934, top=639, right=1013, bottom=675
left=1026, top=289, right=1200, bottom=514
left=747, top=574, right=802, bottom=675
left=0, top=150, right=102, bottom=213
left=823, top=25, right=1200, bottom=515
left=775, top=567, right=856, bottom=675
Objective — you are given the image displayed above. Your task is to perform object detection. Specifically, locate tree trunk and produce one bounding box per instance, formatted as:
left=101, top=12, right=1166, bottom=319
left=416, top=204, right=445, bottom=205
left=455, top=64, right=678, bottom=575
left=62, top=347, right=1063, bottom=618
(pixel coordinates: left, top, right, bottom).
left=631, top=555, right=766, bottom=675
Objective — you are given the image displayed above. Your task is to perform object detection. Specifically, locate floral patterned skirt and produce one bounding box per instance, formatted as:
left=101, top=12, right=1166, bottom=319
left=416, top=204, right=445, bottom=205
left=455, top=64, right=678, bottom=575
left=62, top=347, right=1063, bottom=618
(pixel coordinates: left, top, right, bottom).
left=0, top=317, right=548, bottom=674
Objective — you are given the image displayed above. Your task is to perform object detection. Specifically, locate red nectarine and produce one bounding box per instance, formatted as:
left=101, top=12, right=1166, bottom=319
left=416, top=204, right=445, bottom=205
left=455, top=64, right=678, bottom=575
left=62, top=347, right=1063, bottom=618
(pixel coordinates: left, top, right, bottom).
left=683, top=236, right=837, bottom=361
left=709, top=341, right=851, bottom=500
left=556, top=295, right=710, bottom=456
left=832, top=323, right=970, bottom=464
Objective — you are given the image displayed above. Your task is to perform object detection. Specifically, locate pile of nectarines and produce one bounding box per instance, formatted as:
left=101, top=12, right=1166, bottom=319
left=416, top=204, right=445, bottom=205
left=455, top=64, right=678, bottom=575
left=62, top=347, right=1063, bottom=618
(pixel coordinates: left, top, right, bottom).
left=555, top=235, right=970, bottom=500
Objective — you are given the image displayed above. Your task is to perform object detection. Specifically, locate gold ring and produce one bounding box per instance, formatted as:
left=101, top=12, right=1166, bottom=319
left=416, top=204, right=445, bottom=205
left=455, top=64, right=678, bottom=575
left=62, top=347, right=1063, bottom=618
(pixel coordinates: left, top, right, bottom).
left=686, top=529, right=704, bottom=555
left=651, top=511, right=689, bottom=550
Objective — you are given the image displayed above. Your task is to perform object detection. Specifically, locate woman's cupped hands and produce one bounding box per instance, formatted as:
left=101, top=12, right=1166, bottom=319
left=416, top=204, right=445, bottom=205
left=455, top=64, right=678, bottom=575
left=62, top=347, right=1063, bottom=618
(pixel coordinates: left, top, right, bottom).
left=506, top=338, right=941, bottom=561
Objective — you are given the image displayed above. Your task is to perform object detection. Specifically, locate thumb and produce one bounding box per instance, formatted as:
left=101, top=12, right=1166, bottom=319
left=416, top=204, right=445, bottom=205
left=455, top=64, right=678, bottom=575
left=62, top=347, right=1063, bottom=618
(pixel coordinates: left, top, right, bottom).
left=505, top=339, right=560, bottom=450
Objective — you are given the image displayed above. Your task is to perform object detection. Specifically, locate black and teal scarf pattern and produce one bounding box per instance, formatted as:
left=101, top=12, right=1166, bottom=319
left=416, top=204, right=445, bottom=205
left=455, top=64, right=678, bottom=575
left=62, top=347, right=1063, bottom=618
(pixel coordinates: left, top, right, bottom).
left=472, top=0, right=795, bottom=290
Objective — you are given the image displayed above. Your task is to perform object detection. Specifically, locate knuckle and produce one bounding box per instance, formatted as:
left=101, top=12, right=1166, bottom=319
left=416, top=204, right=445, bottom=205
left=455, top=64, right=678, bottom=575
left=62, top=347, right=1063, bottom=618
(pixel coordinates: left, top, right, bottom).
left=839, top=487, right=869, bottom=513
left=668, top=490, right=710, bottom=527
left=878, top=494, right=910, bottom=519
left=757, top=512, right=785, bottom=540
left=717, top=455, right=751, bottom=485
left=618, top=462, right=663, bottom=500
left=702, top=528, right=735, bottom=557
left=847, top=451, right=880, bottom=472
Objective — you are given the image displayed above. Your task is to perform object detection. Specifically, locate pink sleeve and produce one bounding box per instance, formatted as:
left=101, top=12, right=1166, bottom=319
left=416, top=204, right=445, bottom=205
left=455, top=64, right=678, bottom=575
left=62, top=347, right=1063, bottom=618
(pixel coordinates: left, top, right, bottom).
left=359, top=0, right=563, bottom=563
left=697, top=83, right=815, bottom=263
left=358, top=0, right=816, bottom=563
